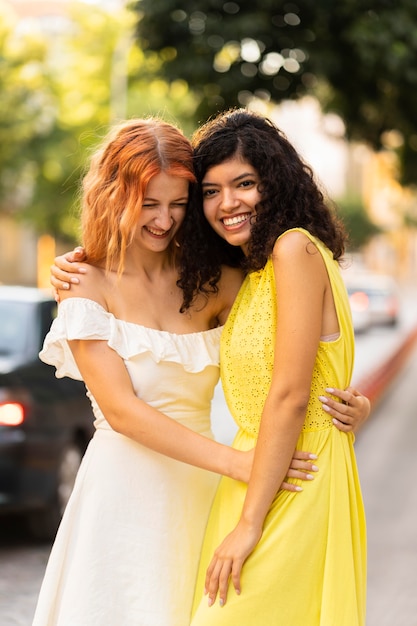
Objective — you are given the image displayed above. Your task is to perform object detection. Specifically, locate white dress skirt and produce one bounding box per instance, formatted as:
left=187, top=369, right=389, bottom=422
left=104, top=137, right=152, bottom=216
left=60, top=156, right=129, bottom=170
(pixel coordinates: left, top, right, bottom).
left=32, top=297, right=222, bottom=626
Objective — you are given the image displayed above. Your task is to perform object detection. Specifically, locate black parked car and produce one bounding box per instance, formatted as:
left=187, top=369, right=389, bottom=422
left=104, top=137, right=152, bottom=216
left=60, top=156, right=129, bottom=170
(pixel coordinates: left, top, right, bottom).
left=0, top=286, right=93, bottom=539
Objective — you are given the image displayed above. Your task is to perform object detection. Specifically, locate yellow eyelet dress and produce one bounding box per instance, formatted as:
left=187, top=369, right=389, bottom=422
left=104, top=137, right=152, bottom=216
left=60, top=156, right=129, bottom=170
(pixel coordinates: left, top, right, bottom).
left=191, top=228, right=366, bottom=626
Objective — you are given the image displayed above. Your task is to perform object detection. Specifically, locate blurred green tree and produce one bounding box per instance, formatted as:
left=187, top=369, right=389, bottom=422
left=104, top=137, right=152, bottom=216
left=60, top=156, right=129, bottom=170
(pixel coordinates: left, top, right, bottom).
left=133, top=0, right=417, bottom=185
left=0, top=2, right=198, bottom=242
left=337, top=197, right=382, bottom=250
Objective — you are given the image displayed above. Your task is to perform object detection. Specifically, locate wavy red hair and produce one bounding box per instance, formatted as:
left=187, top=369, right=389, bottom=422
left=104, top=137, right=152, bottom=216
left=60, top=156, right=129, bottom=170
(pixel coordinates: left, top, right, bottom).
left=81, top=118, right=196, bottom=273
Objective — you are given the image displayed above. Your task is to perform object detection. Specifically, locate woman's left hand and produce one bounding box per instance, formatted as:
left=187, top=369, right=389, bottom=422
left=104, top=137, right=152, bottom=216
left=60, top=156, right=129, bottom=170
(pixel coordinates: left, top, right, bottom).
left=205, top=519, right=262, bottom=608
left=319, top=386, right=371, bottom=433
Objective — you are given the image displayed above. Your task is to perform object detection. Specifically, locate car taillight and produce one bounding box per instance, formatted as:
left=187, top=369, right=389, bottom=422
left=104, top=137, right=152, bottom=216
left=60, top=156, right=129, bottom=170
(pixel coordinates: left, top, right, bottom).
left=0, top=402, right=25, bottom=426
left=349, top=291, right=369, bottom=312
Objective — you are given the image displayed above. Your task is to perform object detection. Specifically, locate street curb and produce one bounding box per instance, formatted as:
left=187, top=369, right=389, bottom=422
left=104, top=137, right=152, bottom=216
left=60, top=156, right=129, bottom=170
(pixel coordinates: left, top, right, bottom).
left=355, top=325, right=417, bottom=411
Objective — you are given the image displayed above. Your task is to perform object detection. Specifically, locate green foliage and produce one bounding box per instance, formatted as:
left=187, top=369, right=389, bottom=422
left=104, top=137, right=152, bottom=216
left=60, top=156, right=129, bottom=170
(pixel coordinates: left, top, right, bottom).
left=338, top=197, right=381, bottom=250
left=133, top=0, right=417, bottom=184
left=0, top=2, right=199, bottom=241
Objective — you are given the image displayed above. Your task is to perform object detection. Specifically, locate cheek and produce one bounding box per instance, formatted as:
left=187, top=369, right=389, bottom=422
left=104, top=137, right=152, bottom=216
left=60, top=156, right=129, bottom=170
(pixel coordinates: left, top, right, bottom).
left=173, top=208, right=187, bottom=226
left=203, top=203, right=217, bottom=229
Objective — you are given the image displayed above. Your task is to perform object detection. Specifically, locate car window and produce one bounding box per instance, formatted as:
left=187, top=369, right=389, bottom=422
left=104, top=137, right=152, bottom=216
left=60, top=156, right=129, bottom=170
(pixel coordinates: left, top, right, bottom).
left=40, top=301, right=58, bottom=340
left=0, top=301, right=31, bottom=356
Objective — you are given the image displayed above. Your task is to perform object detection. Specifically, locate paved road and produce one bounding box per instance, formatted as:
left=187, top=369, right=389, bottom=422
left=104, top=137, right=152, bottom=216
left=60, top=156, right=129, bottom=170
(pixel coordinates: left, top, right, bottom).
left=1, top=338, right=417, bottom=625
left=355, top=343, right=417, bottom=626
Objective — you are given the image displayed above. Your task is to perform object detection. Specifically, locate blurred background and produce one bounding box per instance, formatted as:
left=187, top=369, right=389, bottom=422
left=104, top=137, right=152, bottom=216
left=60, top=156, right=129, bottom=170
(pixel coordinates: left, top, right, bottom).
left=0, top=1, right=416, bottom=624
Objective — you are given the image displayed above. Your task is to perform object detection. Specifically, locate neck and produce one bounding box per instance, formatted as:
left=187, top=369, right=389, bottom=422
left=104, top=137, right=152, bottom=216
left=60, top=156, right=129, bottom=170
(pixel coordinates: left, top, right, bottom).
left=123, top=247, right=177, bottom=278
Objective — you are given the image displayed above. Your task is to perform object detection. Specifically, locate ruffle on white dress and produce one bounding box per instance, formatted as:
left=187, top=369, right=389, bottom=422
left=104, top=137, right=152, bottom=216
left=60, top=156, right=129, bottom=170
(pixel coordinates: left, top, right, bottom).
left=40, top=297, right=222, bottom=378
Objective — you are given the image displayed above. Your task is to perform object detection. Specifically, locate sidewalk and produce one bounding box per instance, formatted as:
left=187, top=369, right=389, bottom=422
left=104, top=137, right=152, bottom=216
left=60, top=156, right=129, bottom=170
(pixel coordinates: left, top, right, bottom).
left=354, top=324, right=417, bottom=410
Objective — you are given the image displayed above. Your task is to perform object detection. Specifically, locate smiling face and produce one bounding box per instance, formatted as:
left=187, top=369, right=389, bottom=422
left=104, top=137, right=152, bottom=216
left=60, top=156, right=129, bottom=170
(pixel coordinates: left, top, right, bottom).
left=201, top=156, right=261, bottom=254
left=133, top=171, right=189, bottom=253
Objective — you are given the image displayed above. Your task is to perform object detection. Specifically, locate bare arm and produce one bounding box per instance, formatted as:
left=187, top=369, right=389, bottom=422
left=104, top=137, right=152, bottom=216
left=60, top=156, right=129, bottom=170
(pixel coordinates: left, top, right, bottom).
left=68, top=335, right=252, bottom=481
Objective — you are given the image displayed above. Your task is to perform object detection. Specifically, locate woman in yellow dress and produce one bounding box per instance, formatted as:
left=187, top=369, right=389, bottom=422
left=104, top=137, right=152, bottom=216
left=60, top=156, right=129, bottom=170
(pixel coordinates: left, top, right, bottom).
left=180, top=109, right=366, bottom=625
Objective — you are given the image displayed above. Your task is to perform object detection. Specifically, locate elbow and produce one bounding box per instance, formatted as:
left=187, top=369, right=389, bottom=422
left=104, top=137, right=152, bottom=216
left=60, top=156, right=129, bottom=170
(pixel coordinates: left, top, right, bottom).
left=269, top=388, right=310, bottom=420
left=101, top=405, right=130, bottom=436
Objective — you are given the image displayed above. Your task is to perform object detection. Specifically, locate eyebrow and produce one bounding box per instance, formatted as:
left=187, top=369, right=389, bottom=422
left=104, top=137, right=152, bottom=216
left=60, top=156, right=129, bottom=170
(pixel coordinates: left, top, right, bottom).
left=143, top=196, right=189, bottom=202
left=202, top=172, right=256, bottom=186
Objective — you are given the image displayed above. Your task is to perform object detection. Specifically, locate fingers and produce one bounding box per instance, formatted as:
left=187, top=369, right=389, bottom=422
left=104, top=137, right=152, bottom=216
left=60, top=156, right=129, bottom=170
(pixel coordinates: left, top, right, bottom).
left=319, top=386, right=370, bottom=433
left=288, top=457, right=319, bottom=472
left=286, top=466, right=317, bottom=478
left=72, top=246, right=87, bottom=260
left=230, top=558, right=243, bottom=599
left=280, top=450, right=319, bottom=492
left=50, top=264, right=72, bottom=290
left=319, top=398, right=354, bottom=430
left=281, top=480, right=303, bottom=492
left=204, top=522, right=261, bottom=608
left=50, top=251, right=88, bottom=292
left=291, top=450, right=318, bottom=461
left=205, top=557, right=223, bottom=607
left=205, top=557, right=243, bottom=608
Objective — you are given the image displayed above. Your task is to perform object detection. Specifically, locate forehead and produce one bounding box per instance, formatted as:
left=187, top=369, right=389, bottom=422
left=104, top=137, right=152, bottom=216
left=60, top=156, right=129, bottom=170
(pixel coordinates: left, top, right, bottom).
left=145, top=171, right=189, bottom=197
left=203, top=156, right=257, bottom=180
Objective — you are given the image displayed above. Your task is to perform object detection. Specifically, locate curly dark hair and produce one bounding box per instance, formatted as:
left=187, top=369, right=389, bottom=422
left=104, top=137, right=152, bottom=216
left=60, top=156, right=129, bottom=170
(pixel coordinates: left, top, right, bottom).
left=178, top=109, right=347, bottom=311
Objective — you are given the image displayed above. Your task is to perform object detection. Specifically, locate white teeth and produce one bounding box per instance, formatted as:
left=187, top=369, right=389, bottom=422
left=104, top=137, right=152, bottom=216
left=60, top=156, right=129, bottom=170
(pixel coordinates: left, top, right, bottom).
left=223, top=214, right=249, bottom=227
left=147, top=227, right=167, bottom=236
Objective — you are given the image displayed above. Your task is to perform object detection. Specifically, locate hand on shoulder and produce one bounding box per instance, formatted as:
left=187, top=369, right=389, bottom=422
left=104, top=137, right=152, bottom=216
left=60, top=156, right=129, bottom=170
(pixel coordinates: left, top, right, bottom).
left=59, top=264, right=106, bottom=308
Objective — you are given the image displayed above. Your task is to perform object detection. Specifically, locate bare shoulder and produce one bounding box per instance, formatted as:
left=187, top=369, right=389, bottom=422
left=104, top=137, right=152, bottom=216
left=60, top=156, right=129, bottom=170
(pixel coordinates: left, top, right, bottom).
left=218, top=265, right=244, bottom=300
left=59, top=264, right=108, bottom=307
left=272, top=229, right=316, bottom=257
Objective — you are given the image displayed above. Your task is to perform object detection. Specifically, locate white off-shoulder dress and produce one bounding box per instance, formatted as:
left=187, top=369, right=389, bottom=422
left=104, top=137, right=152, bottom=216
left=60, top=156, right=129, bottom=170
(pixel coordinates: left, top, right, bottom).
left=32, top=298, right=222, bottom=626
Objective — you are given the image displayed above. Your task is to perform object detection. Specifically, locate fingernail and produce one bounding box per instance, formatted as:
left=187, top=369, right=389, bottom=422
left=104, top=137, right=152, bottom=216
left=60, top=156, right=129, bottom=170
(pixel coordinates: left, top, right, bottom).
left=219, top=599, right=224, bottom=607
left=325, top=387, right=334, bottom=393
left=311, top=465, right=319, bottom=471
left=78, top=268, right=87, bottom=274
left=322, top=404, right=330, bottom=412
left=306, top=474, right=314, bottom=480
left=208, top=598, right=214, bottom=607
left=70, top=277, right=80, bottom=284
left=318, top=395, right=328, bottom=403
left=295, top=486, right=303, bottom=491
left=308, top=453, right=318, bottom=460
left=332, top=418, right=339, bottom=425
left=62, top=283, right=70, bottom=290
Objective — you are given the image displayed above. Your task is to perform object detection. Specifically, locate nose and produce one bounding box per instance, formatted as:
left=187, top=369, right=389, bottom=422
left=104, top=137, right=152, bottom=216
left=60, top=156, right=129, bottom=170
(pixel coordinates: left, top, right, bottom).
left=154, top=207, right=174, bottom=230
left=219, top=188, right=240, bottom=212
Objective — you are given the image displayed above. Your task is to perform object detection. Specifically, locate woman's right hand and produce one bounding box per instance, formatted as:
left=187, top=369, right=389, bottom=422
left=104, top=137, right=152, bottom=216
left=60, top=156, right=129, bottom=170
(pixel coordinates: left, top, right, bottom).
left=50, top=247, right=87, bottom=300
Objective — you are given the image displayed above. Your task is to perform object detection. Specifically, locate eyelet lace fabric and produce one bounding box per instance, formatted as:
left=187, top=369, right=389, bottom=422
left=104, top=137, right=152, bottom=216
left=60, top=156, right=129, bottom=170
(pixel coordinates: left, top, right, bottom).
left=220, top=228, right=355, bottom=435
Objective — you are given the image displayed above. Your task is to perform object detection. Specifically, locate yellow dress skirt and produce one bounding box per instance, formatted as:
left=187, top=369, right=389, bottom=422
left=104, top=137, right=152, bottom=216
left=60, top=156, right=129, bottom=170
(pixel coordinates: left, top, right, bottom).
left=191, top=229, right=367, bottom=626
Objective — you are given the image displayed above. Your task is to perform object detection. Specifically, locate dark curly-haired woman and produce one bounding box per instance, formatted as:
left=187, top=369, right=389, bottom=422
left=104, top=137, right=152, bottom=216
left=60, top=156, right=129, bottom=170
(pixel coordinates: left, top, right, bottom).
left=185, top=110, right=366, bottom=626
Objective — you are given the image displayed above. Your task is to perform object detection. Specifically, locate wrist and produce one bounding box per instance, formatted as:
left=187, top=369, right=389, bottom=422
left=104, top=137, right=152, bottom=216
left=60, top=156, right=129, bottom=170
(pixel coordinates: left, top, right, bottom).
left=238, top=513, right=263, bottom=535
left=227, top=448, right=249, bottom=483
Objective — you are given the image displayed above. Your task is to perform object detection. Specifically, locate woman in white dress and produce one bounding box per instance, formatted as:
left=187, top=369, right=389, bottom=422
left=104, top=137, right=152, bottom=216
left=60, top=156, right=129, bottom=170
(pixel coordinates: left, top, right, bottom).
left=38, top=117, right=370, bottom=626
